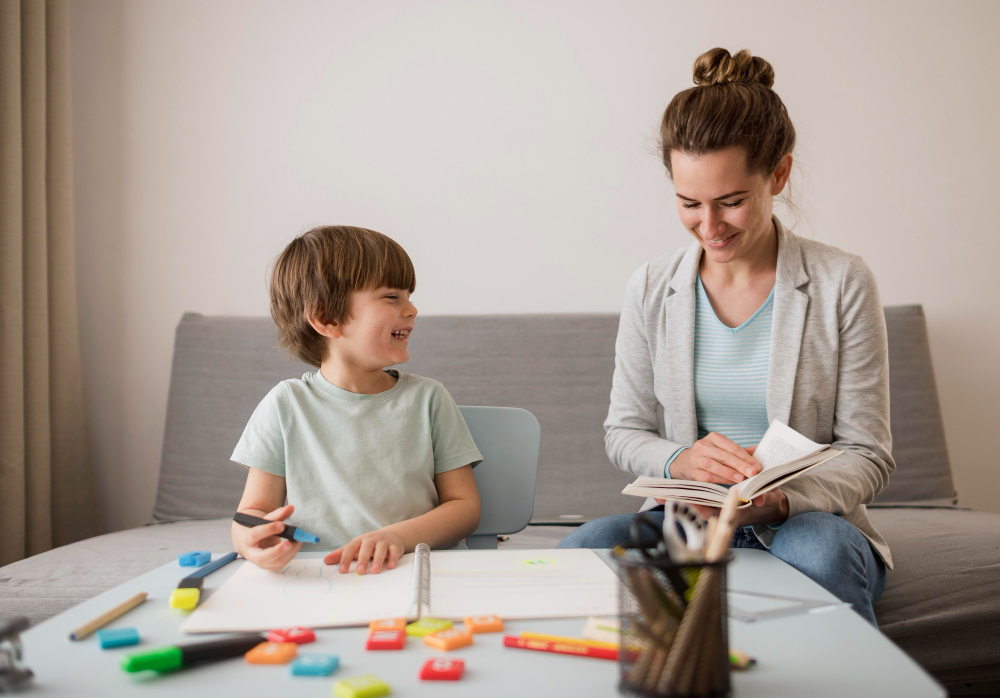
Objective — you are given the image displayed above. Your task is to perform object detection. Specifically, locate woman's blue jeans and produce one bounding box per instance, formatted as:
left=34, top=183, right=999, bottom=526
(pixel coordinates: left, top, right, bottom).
left=557, top=510, right=886, bottom=627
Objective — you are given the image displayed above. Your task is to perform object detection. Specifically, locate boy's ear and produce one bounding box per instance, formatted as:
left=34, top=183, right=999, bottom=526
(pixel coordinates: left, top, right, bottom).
left=307, top=314, right=343, bottom=340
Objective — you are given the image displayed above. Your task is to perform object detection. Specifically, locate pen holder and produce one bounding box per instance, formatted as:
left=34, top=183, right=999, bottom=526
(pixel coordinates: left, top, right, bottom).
left=612, top=546, right=732, bottom=698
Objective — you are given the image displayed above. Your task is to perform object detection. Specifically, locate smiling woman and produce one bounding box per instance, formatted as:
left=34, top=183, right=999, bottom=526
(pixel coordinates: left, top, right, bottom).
left=558, top=48, right=895, bottom=628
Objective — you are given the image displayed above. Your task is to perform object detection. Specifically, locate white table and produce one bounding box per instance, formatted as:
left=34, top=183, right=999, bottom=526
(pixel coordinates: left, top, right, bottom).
left=16, top=550, right=943, bottom=697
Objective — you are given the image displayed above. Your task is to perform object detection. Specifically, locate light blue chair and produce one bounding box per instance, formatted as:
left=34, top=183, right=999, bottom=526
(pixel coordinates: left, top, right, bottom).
left=459, top=406, right=541, bottom=549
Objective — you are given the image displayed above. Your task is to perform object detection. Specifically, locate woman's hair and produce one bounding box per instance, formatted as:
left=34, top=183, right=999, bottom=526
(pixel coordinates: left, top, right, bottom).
left=659, top=48, right=796, bottom=178
left=269, top=225, right=416, bottom=367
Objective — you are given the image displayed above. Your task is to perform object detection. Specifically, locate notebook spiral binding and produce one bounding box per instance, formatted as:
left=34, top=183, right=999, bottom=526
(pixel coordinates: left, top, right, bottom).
left=407, top=543, right=431, bottom=619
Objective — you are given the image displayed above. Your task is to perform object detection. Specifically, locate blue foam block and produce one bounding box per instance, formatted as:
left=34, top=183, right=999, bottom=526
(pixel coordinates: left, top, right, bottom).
left=178, top=551, right=211, bottom=567
left=291, top=654, right=339, bottom=676
left=96, top=627, right=140, bottom=649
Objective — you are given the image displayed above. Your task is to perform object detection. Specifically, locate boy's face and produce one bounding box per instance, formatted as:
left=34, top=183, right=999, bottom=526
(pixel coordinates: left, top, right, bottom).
left=334, top=287, right=417, bottom=368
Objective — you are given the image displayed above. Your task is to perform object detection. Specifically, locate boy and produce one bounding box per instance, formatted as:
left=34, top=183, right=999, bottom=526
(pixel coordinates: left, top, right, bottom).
left=230, top=226, right=482, bottom=574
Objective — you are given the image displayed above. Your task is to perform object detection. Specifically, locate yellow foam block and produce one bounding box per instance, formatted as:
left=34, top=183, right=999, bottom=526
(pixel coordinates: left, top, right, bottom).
left=333, top=674, right=391, bottom=698
left=405, top=618, right=452, bottom=638
left=168, top=587, right=200, bottom=610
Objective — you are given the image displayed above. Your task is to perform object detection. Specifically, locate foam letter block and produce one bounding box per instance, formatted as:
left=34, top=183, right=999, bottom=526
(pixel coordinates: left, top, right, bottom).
left=365, top=629, right=405, bottom=650
left=290, top=653, right=339, bottom=676
left=96, top=627, right=140, bottom=649
left=333, top=674, right=391, bottom=698
left=178, top=551, right=211, bottom=567
left=268, top=626, right=316, bottom=645
left=419, top=657, right=465, bottom=681
left=464, top=614, right=504, bottom=634
left=245, top=641, right=298, bottom=664
left=168, top=588, right=200, bottom=610
left=423, top=627, right=473, bottom=651
left=368, top=618, right=407, bottom=633
left=405, top=618, right=452, bottom=637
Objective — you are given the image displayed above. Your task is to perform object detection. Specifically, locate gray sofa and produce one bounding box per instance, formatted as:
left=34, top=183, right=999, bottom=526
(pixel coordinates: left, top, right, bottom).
left=2, top=306, right=998, bottom=695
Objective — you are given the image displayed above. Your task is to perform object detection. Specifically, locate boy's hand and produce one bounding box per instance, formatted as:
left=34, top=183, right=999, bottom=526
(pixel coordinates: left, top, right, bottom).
left=324, top=528, right=406, bottom=575
left=232, top=503, right=302, bottom=572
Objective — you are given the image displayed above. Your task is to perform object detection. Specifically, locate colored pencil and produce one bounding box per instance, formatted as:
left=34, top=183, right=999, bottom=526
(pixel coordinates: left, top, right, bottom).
left=519, top=632, right=619, bottom=650
left=69, top=592, right=148, bottom=640
left=503, top=635, right=617, bottom=660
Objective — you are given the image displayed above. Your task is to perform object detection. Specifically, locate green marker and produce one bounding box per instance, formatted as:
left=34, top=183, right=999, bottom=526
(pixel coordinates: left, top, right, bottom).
left=121, top=634, right=265, bottom=673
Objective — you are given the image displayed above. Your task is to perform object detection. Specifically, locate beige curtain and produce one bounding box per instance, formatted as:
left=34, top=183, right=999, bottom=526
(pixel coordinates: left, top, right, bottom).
left=0, top=0, right=100, bottom=566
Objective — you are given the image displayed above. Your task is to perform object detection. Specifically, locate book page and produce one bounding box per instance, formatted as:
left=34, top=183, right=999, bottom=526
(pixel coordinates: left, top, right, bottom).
left=428, top=549, right=618, bottom=620
left=754, top=420, right=825, bottom=470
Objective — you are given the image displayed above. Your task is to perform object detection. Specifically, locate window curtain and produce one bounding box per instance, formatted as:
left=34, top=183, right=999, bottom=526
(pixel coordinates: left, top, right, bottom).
left=0, top=0, right=100, bottom=566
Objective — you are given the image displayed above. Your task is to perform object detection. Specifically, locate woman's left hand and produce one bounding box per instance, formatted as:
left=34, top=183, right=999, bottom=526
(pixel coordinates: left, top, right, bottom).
left=657, top=487, right=789, bottom=528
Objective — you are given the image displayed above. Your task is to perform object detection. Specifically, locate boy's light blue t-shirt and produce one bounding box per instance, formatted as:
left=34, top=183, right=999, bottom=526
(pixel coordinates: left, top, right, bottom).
left=231, top=369, right=483, bottom=550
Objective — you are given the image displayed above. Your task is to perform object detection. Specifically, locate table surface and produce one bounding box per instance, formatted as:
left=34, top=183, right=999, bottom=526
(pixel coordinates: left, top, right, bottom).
left=17, top=549, right=943, bottom=698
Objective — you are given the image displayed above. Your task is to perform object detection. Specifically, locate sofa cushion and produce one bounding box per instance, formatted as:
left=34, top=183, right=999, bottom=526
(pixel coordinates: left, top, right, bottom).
left=876, top=305, right=956, bottom=504
left=871, top=506, right=1000, bottom=684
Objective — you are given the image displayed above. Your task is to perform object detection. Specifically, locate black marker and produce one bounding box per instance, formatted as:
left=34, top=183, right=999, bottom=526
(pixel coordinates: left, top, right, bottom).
left=233, top=512, right=320, bottom=544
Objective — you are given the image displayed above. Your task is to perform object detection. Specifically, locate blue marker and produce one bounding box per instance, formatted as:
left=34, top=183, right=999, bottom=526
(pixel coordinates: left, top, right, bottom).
left=233, top=512, right=320, bottom=544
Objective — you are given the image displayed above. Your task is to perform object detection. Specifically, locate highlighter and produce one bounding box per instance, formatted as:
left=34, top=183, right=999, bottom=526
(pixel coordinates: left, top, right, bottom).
left=120, top=634, right=265, bottom=672
left=233, top=512, right=320, bottom=544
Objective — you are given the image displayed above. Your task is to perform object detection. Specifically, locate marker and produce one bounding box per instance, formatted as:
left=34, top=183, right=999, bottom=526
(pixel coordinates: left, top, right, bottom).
left=233, top=512, right=320, bottom=544
left=502, top=635, right=617, bottom=660
left=120, top=634, right=266, bottom=673
left=169, top=552, right=239, bottom=610
left=69, top=591, right=147, bottom=640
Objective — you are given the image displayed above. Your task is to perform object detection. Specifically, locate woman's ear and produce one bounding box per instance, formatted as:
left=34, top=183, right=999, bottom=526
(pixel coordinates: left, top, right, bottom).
left=771, top=153, right=793, bottom=195
left=307, top=314, right=342, bottom=340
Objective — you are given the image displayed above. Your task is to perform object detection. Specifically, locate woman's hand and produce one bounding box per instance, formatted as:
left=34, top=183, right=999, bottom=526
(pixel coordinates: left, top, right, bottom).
left=669, top=435, right=761, bottom=483
left=231, top=503, right=302, bottom=572
left=684, top=488, right=790, bottom=528
left=324, top=528, right=406, bottom=575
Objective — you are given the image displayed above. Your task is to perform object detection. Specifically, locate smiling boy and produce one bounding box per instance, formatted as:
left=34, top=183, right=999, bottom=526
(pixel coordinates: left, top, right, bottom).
left=230, top=226, right=483, bottom=575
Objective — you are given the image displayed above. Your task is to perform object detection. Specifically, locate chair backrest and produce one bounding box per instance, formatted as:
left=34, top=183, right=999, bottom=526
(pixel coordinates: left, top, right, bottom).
left=459, top=406, right=540, bottom=548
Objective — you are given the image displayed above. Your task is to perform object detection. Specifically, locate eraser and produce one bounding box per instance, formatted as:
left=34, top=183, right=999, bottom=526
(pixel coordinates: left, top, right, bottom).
left=334, top=674, right=390, bottom=698
left=245, top=641, right=297, bottom=664
left=290, top=653, right=339, bottom=676
left=168, top=587, right=200, bottom=610
left=366, top=629, right=405, bottom=650
left=405, top=617, right=452, bottom=637
left=268, top=627, right=316, bottom=645
left=96, top=627, right=140, bottom=649
left=178, top=551, right=211, bottom=567
left=419, top=657, right=464, bottom=680
left=423, top=627, right=472, bottom=651
left=464, top=614, right=504, bottom=633
left=368, top=618, right=407, bottom=633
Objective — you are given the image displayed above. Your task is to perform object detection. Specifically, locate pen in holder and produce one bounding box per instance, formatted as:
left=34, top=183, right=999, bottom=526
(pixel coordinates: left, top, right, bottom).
left=613, top=514, right=732, bottom=698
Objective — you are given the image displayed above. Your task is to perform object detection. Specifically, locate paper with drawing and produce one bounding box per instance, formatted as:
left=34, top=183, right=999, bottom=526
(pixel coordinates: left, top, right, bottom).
left=181, top=549, right=618, bottom=633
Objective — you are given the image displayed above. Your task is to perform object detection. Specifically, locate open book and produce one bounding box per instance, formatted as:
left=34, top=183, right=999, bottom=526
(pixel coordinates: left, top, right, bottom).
left=621, top=420, right=841, bottom=508
left=181, top=546, right=618, bottom=634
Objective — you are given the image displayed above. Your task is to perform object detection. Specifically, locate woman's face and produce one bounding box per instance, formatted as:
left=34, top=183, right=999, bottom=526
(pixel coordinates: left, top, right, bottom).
left=670, top=147, right=789, bottom=266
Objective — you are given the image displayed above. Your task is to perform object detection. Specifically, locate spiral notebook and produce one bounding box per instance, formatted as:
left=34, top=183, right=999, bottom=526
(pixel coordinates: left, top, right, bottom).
left=181, top=546, right=619, bottom=634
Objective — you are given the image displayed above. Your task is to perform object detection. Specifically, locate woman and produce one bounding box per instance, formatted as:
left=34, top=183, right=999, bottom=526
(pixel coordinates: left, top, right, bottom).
left=558, top=48, right=893, bottom=626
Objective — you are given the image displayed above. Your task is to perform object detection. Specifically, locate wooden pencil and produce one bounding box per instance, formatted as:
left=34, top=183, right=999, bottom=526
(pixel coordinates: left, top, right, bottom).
left=69, top=591, right=148, bottom=640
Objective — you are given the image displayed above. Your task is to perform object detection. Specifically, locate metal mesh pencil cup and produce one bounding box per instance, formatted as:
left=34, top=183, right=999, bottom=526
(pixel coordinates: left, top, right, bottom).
left=613, top=546, right=732, bottom=698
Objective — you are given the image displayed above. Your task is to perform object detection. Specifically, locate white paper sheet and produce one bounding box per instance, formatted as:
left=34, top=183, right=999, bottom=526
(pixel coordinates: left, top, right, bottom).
left=181, top=549, right=618, bottom=634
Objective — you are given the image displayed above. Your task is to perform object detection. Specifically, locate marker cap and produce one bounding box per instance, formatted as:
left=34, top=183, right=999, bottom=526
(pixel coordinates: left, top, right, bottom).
left=292, top=528, right=319, bottom=544
left=120, top=646, right=183, bottom=673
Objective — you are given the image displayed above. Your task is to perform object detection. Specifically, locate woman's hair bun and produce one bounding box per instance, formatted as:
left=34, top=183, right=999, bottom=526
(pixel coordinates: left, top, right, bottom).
left=693, top=48, right=775, bottom=88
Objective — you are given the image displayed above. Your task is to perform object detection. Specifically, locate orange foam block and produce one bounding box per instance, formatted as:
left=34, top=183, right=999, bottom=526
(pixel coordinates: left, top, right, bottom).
left=368, top=618, right=407, bottom=633
left=464, top=614, right=504, bottom=634
left=245, top=641, right=298, bottom=664
left=423, top=627, right=473, bottom=651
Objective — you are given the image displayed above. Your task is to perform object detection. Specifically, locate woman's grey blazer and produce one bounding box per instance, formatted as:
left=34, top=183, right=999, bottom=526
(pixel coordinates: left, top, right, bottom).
left=605, top=217, right=894, bottom=567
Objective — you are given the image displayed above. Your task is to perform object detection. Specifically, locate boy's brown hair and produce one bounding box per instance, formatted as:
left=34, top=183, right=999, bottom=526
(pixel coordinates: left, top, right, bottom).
left=269, top=225, right=416, bottom=367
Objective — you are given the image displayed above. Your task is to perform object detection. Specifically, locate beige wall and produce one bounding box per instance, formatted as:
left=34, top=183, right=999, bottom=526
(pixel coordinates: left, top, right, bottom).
left=70, top=1, right=1000, bottom=533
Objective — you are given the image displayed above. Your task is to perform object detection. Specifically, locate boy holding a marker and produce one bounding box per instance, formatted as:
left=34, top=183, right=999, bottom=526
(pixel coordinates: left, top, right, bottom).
left=230, top=226, right=483, bottom=575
